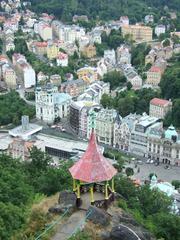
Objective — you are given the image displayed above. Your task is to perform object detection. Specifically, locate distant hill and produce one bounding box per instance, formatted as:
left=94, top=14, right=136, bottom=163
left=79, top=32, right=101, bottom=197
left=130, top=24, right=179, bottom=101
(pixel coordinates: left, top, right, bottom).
left=28, top=0, right=179, bottom=22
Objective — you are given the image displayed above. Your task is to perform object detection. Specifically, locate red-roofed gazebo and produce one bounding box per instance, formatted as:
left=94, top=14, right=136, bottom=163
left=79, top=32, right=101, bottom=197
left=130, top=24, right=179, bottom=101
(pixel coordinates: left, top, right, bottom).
left=69, top=129, right=117, bottom=207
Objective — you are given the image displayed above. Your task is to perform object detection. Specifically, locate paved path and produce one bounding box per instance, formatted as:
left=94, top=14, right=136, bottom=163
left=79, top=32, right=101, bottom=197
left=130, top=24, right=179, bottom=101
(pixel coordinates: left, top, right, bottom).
left=51, top=210, right=86, bottom=240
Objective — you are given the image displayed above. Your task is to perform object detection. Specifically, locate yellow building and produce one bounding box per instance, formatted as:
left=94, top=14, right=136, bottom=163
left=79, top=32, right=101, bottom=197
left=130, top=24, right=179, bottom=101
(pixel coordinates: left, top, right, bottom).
left=77, top=67, right=98, bottom=83
left=81, top=44, right=96, bottom=58
left=4, top=68, right=16, bottom=89
left=47, top=43, right=59, bottom=59
left=122, top=25, right=152, bottom=42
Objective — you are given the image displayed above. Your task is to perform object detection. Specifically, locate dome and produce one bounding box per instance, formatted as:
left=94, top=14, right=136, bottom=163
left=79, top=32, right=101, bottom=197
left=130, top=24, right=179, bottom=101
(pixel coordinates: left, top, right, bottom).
left=165, top=125, right=178, bottom=140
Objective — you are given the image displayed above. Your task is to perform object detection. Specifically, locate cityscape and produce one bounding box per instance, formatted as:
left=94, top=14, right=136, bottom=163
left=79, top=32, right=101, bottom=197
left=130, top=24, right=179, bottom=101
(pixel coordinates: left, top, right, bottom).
left=0, top=0, right=180, bottom=240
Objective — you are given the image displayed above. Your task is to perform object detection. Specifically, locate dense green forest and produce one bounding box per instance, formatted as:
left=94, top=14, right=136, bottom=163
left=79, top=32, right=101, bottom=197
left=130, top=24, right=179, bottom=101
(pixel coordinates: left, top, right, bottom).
left=29, top=0, right=180, bottom=22
left=28, top=0, right=180, bottom=22
left=0, top=149, right=72, bottom=239
left=0, top=91, right=35, bottom=126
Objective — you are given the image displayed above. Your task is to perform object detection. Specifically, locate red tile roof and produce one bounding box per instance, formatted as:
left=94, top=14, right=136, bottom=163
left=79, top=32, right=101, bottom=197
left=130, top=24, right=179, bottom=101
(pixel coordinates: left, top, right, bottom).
left=69, top=130, right=117, bottom=183
left=150, top=66, right=161, bottom=72
left=150, top=98, right=171, bottom=106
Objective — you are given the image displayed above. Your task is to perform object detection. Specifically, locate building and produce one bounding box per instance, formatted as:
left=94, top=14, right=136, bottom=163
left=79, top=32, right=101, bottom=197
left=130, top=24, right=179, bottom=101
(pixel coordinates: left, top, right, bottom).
left=3, top=66, right=16, bottom=88
left=155, top=25, right=166, bottom=37
left=95, top=109, right=119, bottom=146
left=147, top=125, right=180, bottom=166
left=9, top=116, right=42, bottom=140
left=81, top=44, right=96, bottom=58
left=31, top=41, right=48, bottom=55
left=119, top=16, right=129, bottom=26
left=126, top=70, right=142, bottom=90
left=35, top=84, right=72, bottom=123
left=50, top=74, right=62, bottom=86
left=47, top=41, right=59, bottom=59
left=60, top=79, right=87, bottom=97
left=69, top=101, right=98, bottom=135
left=146, top=66, right=162, bottom=86
left=8, top=138, right=34, bottom=161
left=38, top=22, right=52, bottom=41
left=56, top=52, right=68, bottom=67
left=149, top=98, right=172, bottom=119
left=77, top=66, right=98, bottom=83
left=145, top=50, right=156, bottom=65
left=34, top=133, right=89, bottom=160
left=12, top=53, right=35, bottom=88
left=73, top=15, right=88, bottom=22
left=144, top=15, right=154, bottom=24
left=78, top=81, right=110, bottom=104
left=104, top=49, right=116, bottom=65
left=116, top=45, right=131, bottom=64
left=113, top=113, right=140, bottom=152
left=130, top=113, right=162, bottom=157
left=121, top=25, right=152, bottom=42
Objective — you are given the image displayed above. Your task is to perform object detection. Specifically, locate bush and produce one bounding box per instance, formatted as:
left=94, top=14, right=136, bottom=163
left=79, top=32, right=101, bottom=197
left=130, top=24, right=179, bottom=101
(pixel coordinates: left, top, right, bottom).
left=171, top=180, right=180, bottom=189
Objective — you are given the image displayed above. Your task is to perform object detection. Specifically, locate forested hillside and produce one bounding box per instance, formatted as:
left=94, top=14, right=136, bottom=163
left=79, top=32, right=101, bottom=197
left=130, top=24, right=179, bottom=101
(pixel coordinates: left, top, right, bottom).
left=29, top=0, right=180, bottom=22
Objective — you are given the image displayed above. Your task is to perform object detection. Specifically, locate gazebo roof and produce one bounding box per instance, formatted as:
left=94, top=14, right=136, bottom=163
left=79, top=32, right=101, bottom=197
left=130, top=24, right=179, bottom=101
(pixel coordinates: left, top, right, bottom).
left=69, top=130, right=117, bottom=183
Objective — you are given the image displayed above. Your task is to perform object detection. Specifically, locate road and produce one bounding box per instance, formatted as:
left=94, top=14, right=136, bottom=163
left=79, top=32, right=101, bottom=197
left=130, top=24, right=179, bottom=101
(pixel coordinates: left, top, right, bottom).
left=16, top=88, right=35, bottom=106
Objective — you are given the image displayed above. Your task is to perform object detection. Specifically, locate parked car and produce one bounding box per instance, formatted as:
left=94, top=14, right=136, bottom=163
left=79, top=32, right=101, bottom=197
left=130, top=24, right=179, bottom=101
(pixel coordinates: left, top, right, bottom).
left=137, top=160, right=143, bottom=165
left=146, top=159, right=150, bottom=164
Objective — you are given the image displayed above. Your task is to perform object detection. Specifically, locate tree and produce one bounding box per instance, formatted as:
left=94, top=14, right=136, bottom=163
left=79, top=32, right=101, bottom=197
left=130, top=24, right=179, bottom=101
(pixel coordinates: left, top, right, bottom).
left=125, top=167, right=134, bottom=176
left=102, top=71, right=126, bottom=90
left=163, top=38, right=170, bottom=47
left=100, top=93, right=113, bottom=108
left=171, top=180, right=180, bottom=189
left=127, top=81, right=132, bottom=91
left=28, top=146, right=52, bottom=173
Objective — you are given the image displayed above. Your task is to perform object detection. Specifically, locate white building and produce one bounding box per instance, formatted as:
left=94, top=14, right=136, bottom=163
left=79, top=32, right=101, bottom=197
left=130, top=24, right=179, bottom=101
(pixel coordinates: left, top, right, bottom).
left=95, top=109, right=119, bottom=146
left=130, top=113, right=163, bottom=157
left=155, top=25, right=166, bottom=37
left=78, top=81, right=110, bottom=104
left=144, top=15, right=154, bottom=24
left=56, top=52, right=68, bottom=67
left=104, top=49, right=116, bottom=65
left=119, top=16, right=129, bottom=26
left=117, top=45, right=131, bottom=64
left=35, top=84, right=72, bottom=124
left=148, top=125, right=180, bottom=166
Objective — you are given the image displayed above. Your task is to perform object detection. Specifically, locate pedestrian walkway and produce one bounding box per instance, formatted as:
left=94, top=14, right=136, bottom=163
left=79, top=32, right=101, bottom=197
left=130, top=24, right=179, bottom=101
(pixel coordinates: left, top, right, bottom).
left=51, top=210, right=86, bottom=240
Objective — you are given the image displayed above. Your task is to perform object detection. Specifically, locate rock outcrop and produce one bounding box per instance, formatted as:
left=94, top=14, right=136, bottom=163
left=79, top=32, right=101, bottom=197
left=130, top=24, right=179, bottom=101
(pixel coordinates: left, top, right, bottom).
left=86, top=205, right=110, bottom=226
left=49, top=191, right=77, bottom=214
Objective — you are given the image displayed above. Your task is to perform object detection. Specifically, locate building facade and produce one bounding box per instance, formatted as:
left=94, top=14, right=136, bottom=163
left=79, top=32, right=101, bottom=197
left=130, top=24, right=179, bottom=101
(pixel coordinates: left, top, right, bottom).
left=147, top=125, right=180, bottom=166
left=146, top=66, right=162, bottom=86
left=149, top=98, right=172, bottom=119
left=35, top=84, right=72, bottom=123
left=121, top=25, right=152, bottom=42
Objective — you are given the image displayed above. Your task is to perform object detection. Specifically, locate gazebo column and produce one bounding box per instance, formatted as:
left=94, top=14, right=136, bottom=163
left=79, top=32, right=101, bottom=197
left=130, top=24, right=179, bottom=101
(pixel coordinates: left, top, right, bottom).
left=76, top=182, right=81, bottom=207
left=111, top=177, right=115, bottom=200
left=105, top=181, right=109, bottom=208
left=73, top=179, right=76, bottom=192
left=90, top=185, right=94, bottom=205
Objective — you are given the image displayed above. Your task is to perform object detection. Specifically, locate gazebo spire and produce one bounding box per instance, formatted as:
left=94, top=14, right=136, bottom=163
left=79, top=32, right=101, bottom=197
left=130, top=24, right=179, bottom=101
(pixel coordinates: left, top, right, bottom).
left=69, top=130, right=117, bottom=183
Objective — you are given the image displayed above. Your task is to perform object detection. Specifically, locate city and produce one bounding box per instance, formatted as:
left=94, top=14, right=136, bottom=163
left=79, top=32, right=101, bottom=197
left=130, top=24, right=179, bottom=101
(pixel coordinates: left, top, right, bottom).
left=0, top=0, right=180, bottom=240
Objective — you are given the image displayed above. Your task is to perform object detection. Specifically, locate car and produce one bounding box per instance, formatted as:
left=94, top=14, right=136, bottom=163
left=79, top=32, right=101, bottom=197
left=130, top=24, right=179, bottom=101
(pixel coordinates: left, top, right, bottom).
left=146, top=159, right=150, bottom=164
left=137, top=160, right=143, bottom=165
left=150, top=160, right=154, bottom=164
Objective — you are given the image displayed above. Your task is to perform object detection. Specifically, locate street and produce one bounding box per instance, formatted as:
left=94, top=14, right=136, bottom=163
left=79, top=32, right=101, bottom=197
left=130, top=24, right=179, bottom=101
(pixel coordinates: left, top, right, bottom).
left=126, top=161, right=180, bottom=183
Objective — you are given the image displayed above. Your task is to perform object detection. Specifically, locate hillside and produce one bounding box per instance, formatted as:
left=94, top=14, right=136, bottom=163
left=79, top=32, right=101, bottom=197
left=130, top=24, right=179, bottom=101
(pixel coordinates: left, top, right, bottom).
left=29, top=0, right=179, bottom=22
